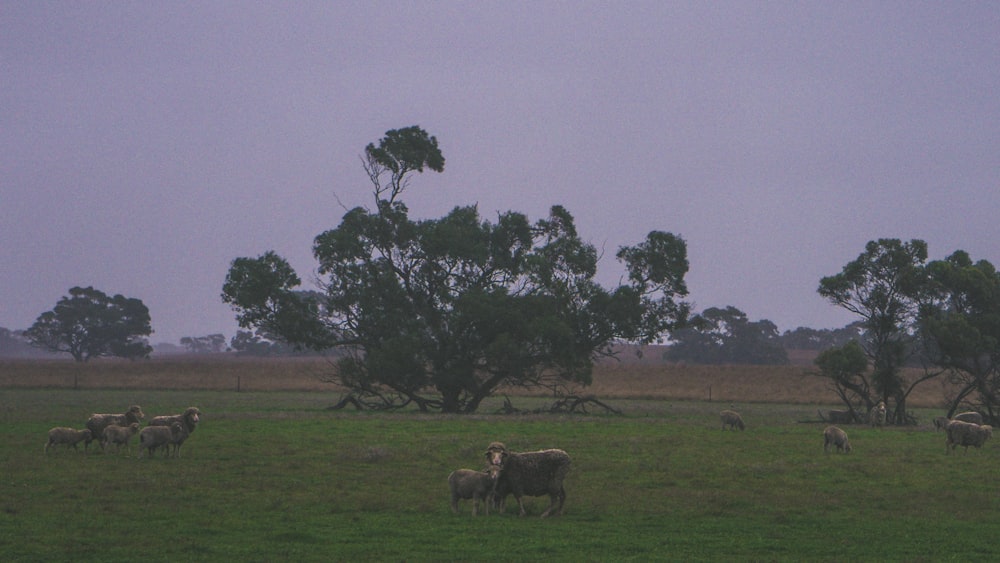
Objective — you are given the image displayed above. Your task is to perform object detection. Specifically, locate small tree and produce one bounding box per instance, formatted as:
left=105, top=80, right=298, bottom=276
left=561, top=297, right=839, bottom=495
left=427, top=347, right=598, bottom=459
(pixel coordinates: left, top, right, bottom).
left=223, top=126, right=692, bottom=413
left=813, top=340, right=870, bottom=420
left=25, top=286, right=152, bottom=362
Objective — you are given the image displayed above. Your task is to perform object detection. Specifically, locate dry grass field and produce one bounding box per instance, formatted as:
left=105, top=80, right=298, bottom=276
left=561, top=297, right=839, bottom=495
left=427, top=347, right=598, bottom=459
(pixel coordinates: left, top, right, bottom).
left=0, top=353, right=959, bottom=409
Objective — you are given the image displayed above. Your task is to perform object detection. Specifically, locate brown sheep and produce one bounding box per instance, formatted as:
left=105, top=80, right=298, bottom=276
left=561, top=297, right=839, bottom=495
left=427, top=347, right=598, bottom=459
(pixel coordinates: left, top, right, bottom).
left=945, top=420, right=993, bottom=454
left=44, top=427, right=93, bottom=453
left=720, top=410, right=745, bottom=431
left=86, top=405, right=144, bottom=450
left=823, top=425, right=852, bottom=454
left=448, top=465, right=501, bottom=516
left=101, top=423, right=140, bottom=455
left=485, top=441, right=570, bottom=517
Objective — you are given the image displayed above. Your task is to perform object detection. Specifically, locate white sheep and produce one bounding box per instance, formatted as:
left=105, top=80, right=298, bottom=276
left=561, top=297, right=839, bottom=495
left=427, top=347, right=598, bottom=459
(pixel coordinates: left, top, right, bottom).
left=485, top=442, right=571, bottom=518
left=953, top=411, right=984, bottom=425
left=137, top=422, right=184, bottom=459
left=448, top=465, right=501, bottom=516
left=44, top=427, right=93, bottom=453
left=100, top=423, right=140, bottom=455
left=720, top=409, right=745, bottom=431
left=86, top=405, right=145, bottom=450
left=945, top=420, right=993, bottom=454
left=823, top=425, right=852, bottom=454
left=869, top=401, right=887, bottom=427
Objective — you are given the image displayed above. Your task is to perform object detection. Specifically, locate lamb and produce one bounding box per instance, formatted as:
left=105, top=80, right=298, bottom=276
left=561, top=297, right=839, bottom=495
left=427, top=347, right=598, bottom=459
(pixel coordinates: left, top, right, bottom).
left=485, top=441, right=571, bottom=518
left=720, top=409, right=745, bottom=431
left=137, top=422, right=185, bottom=459
left=100, top=423, right=140, bottom=455
left=953, top=411, right=983, bottom=425
left=448, top=465, right=501, bottom=516
left=86, top=405, right=145, bottom=450
left=44, top=427, right=93, bottom=453
left=148, top=407, right=200, bottom=456
left=823, top=425, right=852, bottom=454
left=945, top=420, right=993, bottom=454
left=869, top=401, right=887, bottom=427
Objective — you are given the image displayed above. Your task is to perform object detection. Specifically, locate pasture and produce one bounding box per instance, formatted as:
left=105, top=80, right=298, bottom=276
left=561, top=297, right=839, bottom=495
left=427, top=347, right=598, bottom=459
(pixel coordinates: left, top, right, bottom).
left=1, top=359, right=997, bottom=561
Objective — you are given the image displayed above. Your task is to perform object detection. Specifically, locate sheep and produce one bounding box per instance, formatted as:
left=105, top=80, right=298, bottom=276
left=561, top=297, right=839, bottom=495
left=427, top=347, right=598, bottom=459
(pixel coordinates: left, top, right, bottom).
left=86, top=405, right=145, bottom=450
left=484, top=441, right=571, bottom=518
left=148, top=407, right=200, bottom=456
left=945, top=420, right=993, bottom=454
left=100, top=423, right=140, bottom=455
left=44, top=427, right=93, bottom=453
left=823, top=425, right=852, bottom=454
left=953, top=411, right=983, bottom=425
left=137, top=422, right=185, bottom=459
left=448, top=465, right=501, bottom=516
left=869, top=401, right=887, bottom=427
left=720, top=409, right=745, bottom=431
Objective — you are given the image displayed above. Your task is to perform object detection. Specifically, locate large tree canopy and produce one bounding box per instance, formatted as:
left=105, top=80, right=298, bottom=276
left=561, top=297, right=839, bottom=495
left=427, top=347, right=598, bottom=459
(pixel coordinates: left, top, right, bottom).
left=25, top=286, right=153, bottom=362
left=817, top=239, right=933, bottom=423
left=919, top=251, right=1000, bottom=423
left=222, top=126, right=691, bottom=413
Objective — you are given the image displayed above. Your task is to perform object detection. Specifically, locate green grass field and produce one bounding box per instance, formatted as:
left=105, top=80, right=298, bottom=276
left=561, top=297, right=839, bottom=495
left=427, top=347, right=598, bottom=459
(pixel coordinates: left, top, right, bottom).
left=1, top=388, right=997, bottom=562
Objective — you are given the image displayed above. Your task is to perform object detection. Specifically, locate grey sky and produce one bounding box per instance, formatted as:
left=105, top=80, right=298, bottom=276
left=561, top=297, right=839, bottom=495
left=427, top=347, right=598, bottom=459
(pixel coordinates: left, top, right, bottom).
left=3, top=2, right=998, bottom=345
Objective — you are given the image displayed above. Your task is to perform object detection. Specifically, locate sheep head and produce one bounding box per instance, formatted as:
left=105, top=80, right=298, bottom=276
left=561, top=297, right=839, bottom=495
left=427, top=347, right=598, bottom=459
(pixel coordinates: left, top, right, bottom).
left=485, top=442, right=507, bottom=466
left=128, top=405, right=145, bottom=419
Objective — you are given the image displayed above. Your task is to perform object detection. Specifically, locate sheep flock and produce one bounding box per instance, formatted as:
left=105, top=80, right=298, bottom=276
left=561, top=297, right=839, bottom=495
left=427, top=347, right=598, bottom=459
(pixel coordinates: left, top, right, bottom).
left=43, top=404, right=201, bottom=460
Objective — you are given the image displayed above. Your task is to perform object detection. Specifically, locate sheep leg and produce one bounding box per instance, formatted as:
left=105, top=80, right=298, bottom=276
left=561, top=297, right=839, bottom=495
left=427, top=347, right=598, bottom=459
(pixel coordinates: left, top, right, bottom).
left=514, top=495, right=527, bottom=517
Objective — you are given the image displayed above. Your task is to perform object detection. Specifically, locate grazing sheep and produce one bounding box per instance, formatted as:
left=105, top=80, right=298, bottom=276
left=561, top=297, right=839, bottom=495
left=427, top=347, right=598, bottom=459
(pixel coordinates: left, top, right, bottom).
left=869, top=401, right=887, bottom=427
left=823, top=425, right=852, bottom=454
left=945, top=420, right=993, bottom=454
left=720, top=410, right=745, bottom=431
left=953, top=411, right=983, bottom=425
left=101, top=423, right=140, bottom=455
left=933, top=416, right=951, bottom=431
left=149, top=407, right=200, bottom=457
left=485, top=442, right=571, bottom=518
left=448, top=465, right=501, bottom=516
left=44, top=427, right=93, bottom=453
left=86, top=405, right=145, bottom=449
left=137, top=422, right=184, bottom=459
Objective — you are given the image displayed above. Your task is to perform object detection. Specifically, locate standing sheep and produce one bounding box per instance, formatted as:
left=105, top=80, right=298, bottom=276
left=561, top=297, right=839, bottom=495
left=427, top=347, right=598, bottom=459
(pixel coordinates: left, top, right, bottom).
left=137, top=422, right=184, bottom=459
left=448, top=465, right=501, bottom=516
left=945, top=420, right=993, bottom=454
left=44, top=428, right=93, bottom=453
left=101, top=423, right=140, bottom=455
left=485, top=441, right=570, bottom=518
left=869, top=401, right=887, bottom=427
left=86, top=405, right=145, bottom=449
left=823, top=425, right=852, bottom=454
left=953, top=411, right=984, bottom=425
left=148, top=407, right=200, bottom=457
left=933, top=416, right=951, bottom=431
left=720, top=410, right=745, bottom=431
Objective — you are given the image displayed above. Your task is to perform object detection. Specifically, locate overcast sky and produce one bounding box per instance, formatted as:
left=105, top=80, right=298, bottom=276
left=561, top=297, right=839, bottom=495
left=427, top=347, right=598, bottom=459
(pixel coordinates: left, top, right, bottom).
left=3, top=2, right=999, bottom=346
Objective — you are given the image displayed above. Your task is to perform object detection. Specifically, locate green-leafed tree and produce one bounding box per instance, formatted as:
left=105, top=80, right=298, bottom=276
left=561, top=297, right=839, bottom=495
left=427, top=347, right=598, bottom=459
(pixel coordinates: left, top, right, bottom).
left=222, top=126, right=691, bottom=413
left=25, top=286, right=153, bottom=362
left=813, top=340, right=870, bottom=420
left=665, top=306, right=788, bottom=365
left=817, top=239, right=937, bottom=424
left=919, top=251, right=1000, bottom=423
